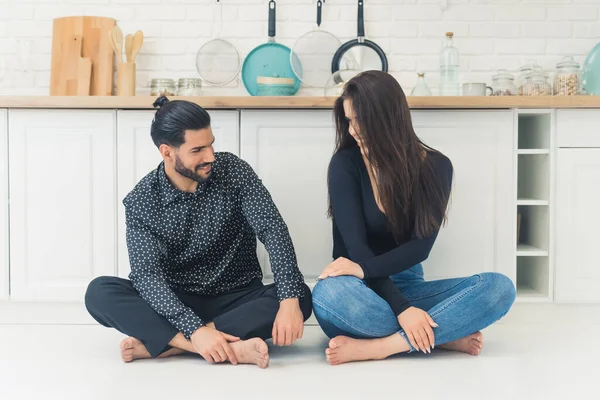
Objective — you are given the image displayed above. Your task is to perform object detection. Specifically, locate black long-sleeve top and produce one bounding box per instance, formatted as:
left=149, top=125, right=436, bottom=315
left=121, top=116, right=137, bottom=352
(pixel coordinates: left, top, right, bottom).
left=123, top=152, right=305, bottom=339
left=328, top=146, right=453, bottom=316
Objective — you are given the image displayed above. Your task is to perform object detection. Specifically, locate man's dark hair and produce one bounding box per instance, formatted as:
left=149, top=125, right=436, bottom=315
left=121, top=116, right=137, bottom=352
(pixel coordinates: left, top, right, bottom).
left=150, top=96, right=211, bottom=148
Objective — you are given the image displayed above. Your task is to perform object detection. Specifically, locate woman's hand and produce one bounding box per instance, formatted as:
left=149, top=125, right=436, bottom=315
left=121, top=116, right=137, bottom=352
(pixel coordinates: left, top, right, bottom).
left=318, top=257, right=364, bottom=280
left=397, top=307, right=438, bottom=353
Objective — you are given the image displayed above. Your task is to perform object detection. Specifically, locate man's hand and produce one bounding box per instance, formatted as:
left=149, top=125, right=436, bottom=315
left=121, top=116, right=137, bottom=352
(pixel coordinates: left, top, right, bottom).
left=190, top=326, right=240, bottom=364
left=318, top=257, right=365, bottom=280
left=272, top=298, right=304, bottom=346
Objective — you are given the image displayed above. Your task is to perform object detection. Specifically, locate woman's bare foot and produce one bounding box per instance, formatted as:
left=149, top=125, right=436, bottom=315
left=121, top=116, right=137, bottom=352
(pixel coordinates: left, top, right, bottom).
left=325, top=334, right=410, bottom=366
left=438, top=332, right=484, bottom=356
left=229, top=338, right=269, bottom=368
left=120, top=337, right=184, bottom=363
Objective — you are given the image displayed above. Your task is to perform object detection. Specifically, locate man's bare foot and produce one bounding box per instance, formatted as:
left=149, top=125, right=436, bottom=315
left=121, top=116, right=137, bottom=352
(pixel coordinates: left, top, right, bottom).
left=120, top=337, right=184, bottom=363
left=438, top=332, right=484, bottom=356
left=325, top=334, right=410, bottom=366
left=229, top=338, right=269, bottom=368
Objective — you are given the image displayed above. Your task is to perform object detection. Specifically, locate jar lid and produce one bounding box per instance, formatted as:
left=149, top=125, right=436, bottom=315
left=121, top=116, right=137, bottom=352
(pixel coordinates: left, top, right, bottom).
left=446, top=32, right=454, bottom=37
left=524, top=69, right=549, bottom=81
left=417, top=71, right=425, bottom=77
left=556, top=56, right=580, bottom=69
left=151, top=78, right=175, bottom=85
left=178, top=78, right=203, bottom=86
left=492, top=69, right=514, bottom=81
left=519, top=60, right=539, bottom=73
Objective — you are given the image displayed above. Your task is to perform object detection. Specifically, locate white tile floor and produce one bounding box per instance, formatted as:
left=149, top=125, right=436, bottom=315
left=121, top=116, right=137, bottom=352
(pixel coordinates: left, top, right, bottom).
left=1, top=304, right=599, bottom=400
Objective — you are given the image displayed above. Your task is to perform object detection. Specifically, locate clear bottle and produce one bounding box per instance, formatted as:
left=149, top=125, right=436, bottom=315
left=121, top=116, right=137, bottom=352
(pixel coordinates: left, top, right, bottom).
left=411, top=72, right=432, bottom=96
left=439, top=32, right=460, bottom=96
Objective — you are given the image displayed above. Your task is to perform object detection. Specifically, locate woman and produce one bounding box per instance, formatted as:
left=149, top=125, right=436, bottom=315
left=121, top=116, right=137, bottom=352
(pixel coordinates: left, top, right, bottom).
left=312, top=71, right=516, bottom=366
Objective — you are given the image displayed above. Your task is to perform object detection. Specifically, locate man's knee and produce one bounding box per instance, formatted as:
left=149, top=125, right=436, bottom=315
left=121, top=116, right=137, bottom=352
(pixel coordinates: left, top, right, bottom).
left=84, top=276, right=125, bottom=311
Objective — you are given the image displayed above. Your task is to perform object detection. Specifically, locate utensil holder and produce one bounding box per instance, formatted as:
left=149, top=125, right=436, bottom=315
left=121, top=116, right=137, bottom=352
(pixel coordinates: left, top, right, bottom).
left=117, top=62, right=136, bottom=96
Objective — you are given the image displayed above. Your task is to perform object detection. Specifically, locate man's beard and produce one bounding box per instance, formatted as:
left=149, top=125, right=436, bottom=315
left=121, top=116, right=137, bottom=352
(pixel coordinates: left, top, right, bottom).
left=174, top=156, right=212, bottom=183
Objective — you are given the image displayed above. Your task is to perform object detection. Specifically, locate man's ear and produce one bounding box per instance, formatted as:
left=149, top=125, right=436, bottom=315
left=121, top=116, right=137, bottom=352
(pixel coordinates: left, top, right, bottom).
left=159, top=144, right=174, bottom=162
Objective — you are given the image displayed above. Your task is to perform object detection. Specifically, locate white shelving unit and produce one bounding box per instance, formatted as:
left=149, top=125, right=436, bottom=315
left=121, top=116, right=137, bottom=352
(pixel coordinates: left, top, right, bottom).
left=515, top=110, right=553, bottom=302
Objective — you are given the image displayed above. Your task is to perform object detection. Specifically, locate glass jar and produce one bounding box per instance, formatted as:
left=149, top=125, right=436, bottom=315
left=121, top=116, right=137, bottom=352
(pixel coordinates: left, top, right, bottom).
left=554, top=56, right=582, bottom=96
left=522, top=69, right=552, bottom=96
left=177, top=78, right=203, bottom=96
left=150, top=79, right=176, bottom=96
left=517, top=60, right=539, bottom=95
left=491, top=69, right=517, bottom=96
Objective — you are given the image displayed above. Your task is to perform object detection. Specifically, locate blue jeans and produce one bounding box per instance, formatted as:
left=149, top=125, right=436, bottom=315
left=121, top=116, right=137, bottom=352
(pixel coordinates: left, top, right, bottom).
left=312, top=264, right=516, bottom=353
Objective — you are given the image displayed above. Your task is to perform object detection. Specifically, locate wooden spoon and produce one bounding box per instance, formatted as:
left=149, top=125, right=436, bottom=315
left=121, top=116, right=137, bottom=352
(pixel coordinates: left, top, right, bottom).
left=125, top=34, right=133, bottom=63
left=130, top=30, right=144, bottom=63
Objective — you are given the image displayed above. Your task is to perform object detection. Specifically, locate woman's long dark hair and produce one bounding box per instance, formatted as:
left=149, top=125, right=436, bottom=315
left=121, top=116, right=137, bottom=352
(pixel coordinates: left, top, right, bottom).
left=328, top=70, right=452, bottom=241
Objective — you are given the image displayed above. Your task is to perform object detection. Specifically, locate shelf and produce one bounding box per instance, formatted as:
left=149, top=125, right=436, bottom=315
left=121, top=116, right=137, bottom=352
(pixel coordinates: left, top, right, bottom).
left=518, top=114, right=551, bottom=149
left=516, top=285, right=551, bottom=302
left=516, top=244, right=549, bottom=257
left=517, top=199, right=549, bottom=206
left=517, top=149, right=550, bottom=155
left=518, top=154, right=549, bottom=201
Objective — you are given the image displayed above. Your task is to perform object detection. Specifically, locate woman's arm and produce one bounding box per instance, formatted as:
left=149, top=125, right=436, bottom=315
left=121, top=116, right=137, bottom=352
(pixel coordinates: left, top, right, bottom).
left=328, top=152, right=410, bottom=314
left=357, top=155, right=453, bottom=279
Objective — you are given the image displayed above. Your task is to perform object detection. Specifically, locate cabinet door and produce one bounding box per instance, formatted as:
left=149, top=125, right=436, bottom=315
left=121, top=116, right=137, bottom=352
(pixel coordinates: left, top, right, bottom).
left=556, top=149, right=600, bottom=302
left=116, top=110, right=239, bottom=278
left=0, top=110, right=7, bottom=300
left=241, top=110, right=335, bottom=280
left=411, top=110, right=515, bottom=281
left=9, top=110, right=116, bottom=301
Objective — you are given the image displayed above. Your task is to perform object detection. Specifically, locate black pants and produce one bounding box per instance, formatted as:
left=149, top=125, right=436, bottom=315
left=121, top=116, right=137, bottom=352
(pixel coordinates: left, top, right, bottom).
left=84, top=276, right=313, bottom=358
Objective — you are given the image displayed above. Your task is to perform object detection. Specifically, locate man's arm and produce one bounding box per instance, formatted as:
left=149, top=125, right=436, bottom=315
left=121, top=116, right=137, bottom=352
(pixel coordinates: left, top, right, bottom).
left=237, top=158, right=305, bottom=301
left=125, top=211, right=204, bottom=339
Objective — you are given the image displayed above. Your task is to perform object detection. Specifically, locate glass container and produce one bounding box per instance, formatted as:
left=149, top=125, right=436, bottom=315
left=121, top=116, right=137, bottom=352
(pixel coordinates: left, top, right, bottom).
left=554, top=56, right=582, bottom=96
left=491, top=69, right=517, bottom=96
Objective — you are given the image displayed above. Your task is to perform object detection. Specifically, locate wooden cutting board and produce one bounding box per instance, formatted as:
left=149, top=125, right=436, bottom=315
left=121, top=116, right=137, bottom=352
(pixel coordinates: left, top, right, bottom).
left=50, top=16, right=116, bottom=96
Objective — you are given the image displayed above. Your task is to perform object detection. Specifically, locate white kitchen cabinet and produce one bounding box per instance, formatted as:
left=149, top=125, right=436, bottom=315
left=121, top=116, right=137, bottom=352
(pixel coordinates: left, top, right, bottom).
left=411, top=110, right=515, bottom=281
left=241, top=110, right=515, bottom=282
left=0, top=110, right=8, bottom=300
left=241, top=110, right=336, bottom=280
left=116, top=110, right=239, bottom=278
left=555, top=149, right=600, bottom=302
left=8, top=110, right=117, bottom=301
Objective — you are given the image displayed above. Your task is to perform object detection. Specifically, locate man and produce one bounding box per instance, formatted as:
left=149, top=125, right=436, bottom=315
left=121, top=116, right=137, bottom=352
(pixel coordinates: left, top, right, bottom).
left=85, top=97, right=312, bottom=368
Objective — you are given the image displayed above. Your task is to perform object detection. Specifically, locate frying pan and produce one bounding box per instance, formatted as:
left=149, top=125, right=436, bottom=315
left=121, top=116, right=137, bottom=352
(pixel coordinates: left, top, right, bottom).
left=241, top=0, right=301, bottom=96
left=331, top=0, right=388, bottom=74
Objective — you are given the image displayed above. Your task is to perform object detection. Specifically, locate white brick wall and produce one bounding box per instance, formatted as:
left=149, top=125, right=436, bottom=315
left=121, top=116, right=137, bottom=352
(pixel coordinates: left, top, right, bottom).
left=0, top=0, right=599, bottom=95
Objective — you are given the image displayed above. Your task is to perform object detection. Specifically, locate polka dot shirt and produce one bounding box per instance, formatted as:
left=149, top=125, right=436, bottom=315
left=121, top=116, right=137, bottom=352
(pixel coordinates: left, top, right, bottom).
left=124, top=152, right=305, bottom=339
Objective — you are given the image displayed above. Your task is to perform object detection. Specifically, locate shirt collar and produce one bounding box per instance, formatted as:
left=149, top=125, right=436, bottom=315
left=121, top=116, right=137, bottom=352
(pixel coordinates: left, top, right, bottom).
left=158, top=162, right=210, bottom=205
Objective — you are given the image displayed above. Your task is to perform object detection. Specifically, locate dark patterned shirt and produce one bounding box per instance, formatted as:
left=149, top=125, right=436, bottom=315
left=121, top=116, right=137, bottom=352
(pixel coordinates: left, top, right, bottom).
left=124, top=152, right=305, bottom=338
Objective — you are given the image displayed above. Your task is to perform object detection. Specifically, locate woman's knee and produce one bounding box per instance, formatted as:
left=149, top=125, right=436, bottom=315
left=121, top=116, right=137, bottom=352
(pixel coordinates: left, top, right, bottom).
left=481, top=272, right=516, bottom=314
left=312, top=276, right=364, bottom=310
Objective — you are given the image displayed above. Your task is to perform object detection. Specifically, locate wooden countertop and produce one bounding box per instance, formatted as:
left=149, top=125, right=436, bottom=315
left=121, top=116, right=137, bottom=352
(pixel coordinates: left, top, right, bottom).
left=1, top=95, right=600, bottom=109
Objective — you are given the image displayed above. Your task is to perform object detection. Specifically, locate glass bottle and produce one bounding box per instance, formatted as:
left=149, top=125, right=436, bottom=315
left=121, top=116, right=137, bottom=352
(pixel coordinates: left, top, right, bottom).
left=411, top=72, right=432, bottom=96
left=439, top=32, right=460, bottom=96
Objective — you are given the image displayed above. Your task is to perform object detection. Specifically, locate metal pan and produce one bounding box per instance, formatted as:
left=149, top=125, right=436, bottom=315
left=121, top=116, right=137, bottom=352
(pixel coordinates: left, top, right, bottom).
left=331, top=0, right=388, bottom=74
left=290, top=0, right=341, bottom=88
left=196, top=0, right=241, bottom=87
left=241, top=0, right=301, bottom=96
